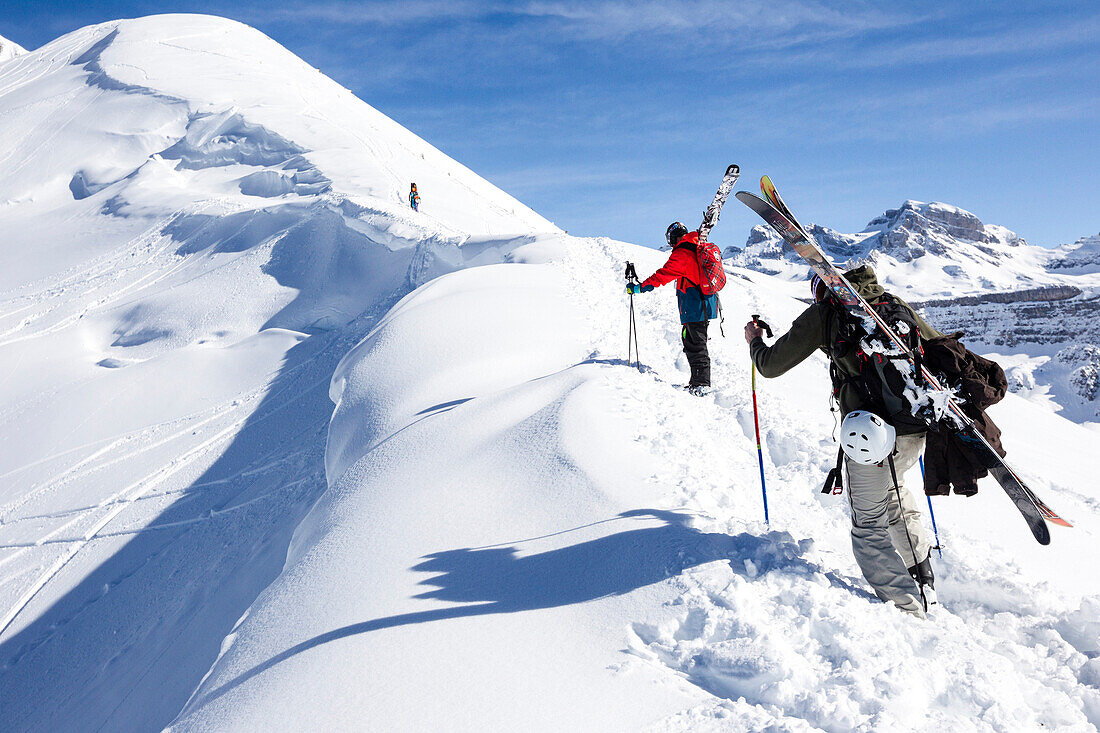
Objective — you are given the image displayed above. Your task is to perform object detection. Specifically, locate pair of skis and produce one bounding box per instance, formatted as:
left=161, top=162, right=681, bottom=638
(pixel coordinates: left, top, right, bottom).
left=735, top=177, right=1071, bottom=545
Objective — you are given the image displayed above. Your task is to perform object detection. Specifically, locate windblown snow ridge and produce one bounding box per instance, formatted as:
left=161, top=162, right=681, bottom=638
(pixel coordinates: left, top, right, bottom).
left=0, top=13, right=560, bottom=732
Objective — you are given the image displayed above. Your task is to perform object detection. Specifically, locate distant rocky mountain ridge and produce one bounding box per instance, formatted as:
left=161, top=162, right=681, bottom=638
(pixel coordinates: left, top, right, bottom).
left=727, top=200, right=1100, bottom=422
left=1047, top=233, right=1100, bottom=272
left=728, top=200, right=1035, bottom=286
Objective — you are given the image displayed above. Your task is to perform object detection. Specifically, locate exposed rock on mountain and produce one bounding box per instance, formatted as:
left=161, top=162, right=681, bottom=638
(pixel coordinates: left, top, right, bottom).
left=728, top=200, right=1100, bottom=423
left=727, top=200, right=1043, bottom=294
left=1047, top=233, right=1100, bottom=272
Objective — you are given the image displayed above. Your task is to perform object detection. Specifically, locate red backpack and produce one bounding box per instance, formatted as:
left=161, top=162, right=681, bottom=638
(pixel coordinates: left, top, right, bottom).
left=695, top=237, right=726, bottom=295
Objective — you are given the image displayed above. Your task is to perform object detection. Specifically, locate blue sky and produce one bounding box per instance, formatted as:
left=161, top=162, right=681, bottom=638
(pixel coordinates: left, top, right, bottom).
left=2, top=0, right=1097, bottom=249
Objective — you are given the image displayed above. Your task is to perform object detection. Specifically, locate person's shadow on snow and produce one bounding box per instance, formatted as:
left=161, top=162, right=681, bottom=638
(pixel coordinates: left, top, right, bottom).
left=183, top=509, right=869, bottom=714
left=413, top=509, right=795, bottom=608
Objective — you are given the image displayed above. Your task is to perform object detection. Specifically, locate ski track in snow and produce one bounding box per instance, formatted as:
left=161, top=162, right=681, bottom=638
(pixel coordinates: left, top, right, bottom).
left=0, top=311, right=374, bottom=729
left=0, top=14, right=1098, bottom=732
left=0, top=15, right=560, bottom=729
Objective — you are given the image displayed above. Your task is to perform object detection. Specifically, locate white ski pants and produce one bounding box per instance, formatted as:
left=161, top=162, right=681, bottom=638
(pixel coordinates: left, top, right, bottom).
left=845, top=433, right=932, bottom=618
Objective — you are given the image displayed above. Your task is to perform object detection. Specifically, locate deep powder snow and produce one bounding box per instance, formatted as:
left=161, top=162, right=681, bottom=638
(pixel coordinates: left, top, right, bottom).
left=0, top=14, right=1097, bottom=733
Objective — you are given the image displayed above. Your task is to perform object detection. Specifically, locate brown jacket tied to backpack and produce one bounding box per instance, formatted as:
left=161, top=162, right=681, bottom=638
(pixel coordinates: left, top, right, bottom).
left=921, top=332, right=1008, bottom=497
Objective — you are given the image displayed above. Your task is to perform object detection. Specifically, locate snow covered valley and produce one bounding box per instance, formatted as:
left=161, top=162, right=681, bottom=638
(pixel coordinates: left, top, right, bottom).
left=0, top=14, right=1098, bottom=732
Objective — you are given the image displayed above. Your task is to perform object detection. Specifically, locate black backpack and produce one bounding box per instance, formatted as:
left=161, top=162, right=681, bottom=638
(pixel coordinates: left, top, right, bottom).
left=825, top=293, right=930, bottom=434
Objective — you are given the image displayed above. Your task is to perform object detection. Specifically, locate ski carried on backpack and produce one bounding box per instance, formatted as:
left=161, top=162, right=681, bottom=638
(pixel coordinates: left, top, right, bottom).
left=737, top=177, right=1072, bottom=545
left=699, top=164, right=740, bottom=243
left=695, top=164, right=739, bottom=314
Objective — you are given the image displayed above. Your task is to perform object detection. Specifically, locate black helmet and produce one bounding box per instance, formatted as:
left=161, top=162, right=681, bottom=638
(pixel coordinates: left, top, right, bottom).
left=666, top=221, right=688, bottom=247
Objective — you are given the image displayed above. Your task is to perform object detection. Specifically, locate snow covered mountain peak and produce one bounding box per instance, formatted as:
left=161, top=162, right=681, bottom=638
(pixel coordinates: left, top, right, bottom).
left=0, top=12, right=560, bottom=349
left=0, top=33, right=26, bottom=61
left=0, top=17, right=569, bottom=728
left=862, top=199, right=1027, bottom=260
left=728, top=198, right=1054, bottom=297
left=1048, top=232, right=1100, bottom=273
left=2, top=14, right=1099, bottom=732
left=1, top=14, right=553, bottom=242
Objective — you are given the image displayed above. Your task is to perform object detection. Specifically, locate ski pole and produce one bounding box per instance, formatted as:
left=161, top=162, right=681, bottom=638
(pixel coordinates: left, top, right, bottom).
left=625, top=262, right=641, bottom=371
left=750, top=315, right=773, bottom=527
left=889, top=455, right=930, bottom=612
left=918, top=455, right=943, bottom=558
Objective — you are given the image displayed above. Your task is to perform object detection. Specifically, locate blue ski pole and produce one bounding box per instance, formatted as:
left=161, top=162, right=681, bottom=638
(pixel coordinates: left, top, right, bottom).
left=918, top=456, right=943, bottom=558
left=750, top=315, right=773, bottom=527
left=751, top=364, right=769, bottom=527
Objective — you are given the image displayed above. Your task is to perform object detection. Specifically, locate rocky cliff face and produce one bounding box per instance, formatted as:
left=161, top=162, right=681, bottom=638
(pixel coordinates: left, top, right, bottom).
left=726, top=200, right=1042, bottom=295
left=864, top=200, right=1026, bottom=261
left=732, top=222, right=863, bottom=273
left=1047, top=233, right=1100, bottom=272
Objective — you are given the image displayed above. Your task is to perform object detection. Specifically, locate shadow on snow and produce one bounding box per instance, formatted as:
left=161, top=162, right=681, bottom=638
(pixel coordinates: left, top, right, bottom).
left=186, top=509, right=871, bottom=712
left=0, top=204, right=412, bottom=731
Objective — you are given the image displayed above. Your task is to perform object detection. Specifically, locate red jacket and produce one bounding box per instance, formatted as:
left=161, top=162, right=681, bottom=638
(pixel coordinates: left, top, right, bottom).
left=642, top=231, right=704, bottom=292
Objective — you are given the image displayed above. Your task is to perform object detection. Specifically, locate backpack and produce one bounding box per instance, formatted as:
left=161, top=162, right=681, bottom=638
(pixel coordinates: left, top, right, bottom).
left=695, top=238, right=726, bottom=296
left=825, top=293, right=930, bottom=434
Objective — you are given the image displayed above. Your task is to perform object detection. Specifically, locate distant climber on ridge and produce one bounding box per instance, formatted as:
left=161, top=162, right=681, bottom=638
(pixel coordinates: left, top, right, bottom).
left=409, top=183, right=420, bottom=211
left=627, top=222, right=720, bottom=394
left=744, top=267, right=941, bottom=618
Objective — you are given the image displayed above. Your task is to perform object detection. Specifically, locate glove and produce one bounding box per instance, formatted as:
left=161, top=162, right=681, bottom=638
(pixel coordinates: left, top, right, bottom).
left=626, top=284, right=641, bottom=294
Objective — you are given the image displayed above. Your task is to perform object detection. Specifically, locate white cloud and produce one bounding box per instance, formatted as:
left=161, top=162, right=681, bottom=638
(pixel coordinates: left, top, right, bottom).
left=250, top=0, right=920, bottom=45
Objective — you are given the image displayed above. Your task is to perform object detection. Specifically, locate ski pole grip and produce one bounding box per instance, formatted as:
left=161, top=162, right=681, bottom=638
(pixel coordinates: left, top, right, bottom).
left=624, top=260, right=642, bottom=283
left=751, top=314, right=773, bottom=338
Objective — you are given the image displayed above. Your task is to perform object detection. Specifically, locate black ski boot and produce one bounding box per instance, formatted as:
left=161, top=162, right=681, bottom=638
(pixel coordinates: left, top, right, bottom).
left=908, top=553, right=937, bottom=610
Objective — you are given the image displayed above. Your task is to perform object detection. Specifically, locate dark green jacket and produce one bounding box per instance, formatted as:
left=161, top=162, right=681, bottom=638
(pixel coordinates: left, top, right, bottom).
left=750, top=266, right=943, bottom=417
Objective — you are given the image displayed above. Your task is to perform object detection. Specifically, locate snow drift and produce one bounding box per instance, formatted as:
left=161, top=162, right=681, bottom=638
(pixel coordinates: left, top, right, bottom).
left=175, top=233, right=1100, bottom=730
left=0, top=13, right=554, bottom=731
left=0, top=13, right=1098, bottom=733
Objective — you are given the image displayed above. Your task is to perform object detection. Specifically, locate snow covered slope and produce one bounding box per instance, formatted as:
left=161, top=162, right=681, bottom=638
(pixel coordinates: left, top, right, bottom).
left=173, top=234, right=1100, bottom=730
left=1049, top=233, right=1100, bottom=274
left=0, top=34, right=27, bottom=62
left=0, top=14, right=553, bottom=732
left=2, top=14, right=1098, bottom=733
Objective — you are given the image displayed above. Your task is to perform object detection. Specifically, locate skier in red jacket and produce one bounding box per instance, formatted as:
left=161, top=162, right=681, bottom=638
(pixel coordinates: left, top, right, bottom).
left=627, top=222, right=719, bottom=393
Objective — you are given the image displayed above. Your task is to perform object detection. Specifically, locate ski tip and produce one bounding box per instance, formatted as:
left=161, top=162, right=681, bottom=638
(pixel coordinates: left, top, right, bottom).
left=760, top=175, right=776, bottom=202
left=1035, top=499, right=1073, bottom=527
left=1032, top=517, right=1052, bottom=544
left=727, top=163, right=739, bottom=175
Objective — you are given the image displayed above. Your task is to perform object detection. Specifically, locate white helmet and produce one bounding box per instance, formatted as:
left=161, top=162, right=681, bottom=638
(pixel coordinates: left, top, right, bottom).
left=840, top=411, right=896, bottom=465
